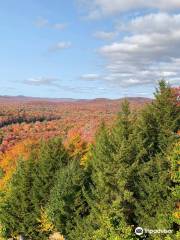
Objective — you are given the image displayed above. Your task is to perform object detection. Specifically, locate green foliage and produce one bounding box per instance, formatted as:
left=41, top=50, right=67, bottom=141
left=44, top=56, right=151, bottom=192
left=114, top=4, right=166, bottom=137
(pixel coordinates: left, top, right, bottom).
left=0, top=158, right=36, bottom=238
left=134, top=154, right=174, bottom=229
left=132, top=80, right=180, bottom=238
left=0, top=81, right=179, bottom=240
left=46, top=159, right=87, bottom=237
left=70, top=102, right=137, bottom=239
left=31, top=138, right=69, bottom=214
left=153, top=81, right=180, bottom=149
left=169, top=142, right=180, bottom=227
left=135, top=80, right=179, bottom=162
left=0, top=138, right=70, bottom=239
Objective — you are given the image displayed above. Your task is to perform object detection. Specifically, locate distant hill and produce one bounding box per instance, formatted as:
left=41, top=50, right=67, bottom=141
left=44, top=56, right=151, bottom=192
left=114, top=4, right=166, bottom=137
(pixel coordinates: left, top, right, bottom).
left=0, top=95, right=152, bottom=103
left=0, top=95, right=78, bottom=103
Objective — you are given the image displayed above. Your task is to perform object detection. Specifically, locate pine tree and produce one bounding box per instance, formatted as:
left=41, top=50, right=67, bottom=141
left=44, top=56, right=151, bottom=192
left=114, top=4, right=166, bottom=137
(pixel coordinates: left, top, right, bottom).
left=153, top=80, right=180, bottom=151
left=169, top=141, right=180, bottom=229
left=31, top=138, right=69, bottom=212
left=135, top=80, right=180, bottom=162
left=30, top=138, right=70, bottom=238
left=134, top=154, right=174, bottom=229
left=0, top=157, right=36, bottom=239
left=114, top=99, right=133, bottom=142
left=133, top=81, right=180, bottom=237
left=46, top=159, right=87, bottom=238
left=0, top=137, right=70, bottom=239
left=71, top=102, right=137, bottom=240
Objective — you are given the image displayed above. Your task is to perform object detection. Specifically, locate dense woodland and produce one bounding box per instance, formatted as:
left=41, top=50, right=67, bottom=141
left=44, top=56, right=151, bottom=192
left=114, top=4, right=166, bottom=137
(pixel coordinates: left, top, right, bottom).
left=0, top=81, right=179, bottom=240
left=0, top=98, right=148, bottom=154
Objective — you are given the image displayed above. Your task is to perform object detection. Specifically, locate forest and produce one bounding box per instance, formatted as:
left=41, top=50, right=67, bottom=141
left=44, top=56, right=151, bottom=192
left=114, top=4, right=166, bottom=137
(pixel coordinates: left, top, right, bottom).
left=0, top=81, right=179, bottom=240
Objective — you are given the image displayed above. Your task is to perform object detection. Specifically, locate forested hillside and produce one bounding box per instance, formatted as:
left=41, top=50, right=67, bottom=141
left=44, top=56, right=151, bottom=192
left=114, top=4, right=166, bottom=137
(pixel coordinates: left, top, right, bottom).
left=0, top=81, right=179, bottom=240
left=0, top=97, right=149, bottom=154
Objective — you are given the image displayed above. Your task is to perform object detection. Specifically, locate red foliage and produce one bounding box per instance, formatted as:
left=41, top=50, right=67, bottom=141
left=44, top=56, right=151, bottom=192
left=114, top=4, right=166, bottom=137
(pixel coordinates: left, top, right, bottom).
left=0, top=98, right=149, bottom=155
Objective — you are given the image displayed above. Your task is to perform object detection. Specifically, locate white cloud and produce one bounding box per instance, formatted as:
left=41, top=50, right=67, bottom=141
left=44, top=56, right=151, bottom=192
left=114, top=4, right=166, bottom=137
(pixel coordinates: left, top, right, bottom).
left=96, top=12, right=180, bottom=87
left=117, top=13, right=180, bottom=34
left=50, top=41, right=72, bottom=51
left=78, top=0, right=180, bottom=19
left=24, top=77, right=60, bottom=87
left=81, top=74, right=100, bottom=80
left=93, top=31, right=118, bottom=40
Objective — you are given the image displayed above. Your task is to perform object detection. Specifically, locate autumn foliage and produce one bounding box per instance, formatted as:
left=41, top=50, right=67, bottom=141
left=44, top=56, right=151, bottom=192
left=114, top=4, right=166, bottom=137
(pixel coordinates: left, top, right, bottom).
left=0, top=139, right=39, bottom=189
left=0, top=83, right=179, bottom=239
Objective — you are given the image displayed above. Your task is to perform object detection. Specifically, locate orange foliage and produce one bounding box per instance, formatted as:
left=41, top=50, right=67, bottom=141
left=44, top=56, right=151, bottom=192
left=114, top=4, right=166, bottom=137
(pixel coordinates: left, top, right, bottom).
left=0, top=139, right=39, bottom=189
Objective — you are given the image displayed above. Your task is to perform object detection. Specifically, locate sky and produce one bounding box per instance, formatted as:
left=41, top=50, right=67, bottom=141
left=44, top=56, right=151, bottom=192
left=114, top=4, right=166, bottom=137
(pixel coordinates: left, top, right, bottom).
left=0, top=0, right=180, bottom=99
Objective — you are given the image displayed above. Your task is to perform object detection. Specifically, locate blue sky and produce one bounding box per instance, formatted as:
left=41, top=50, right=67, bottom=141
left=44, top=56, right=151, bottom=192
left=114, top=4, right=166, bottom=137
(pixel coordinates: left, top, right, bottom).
left=0, top=0, right=180, bottom=99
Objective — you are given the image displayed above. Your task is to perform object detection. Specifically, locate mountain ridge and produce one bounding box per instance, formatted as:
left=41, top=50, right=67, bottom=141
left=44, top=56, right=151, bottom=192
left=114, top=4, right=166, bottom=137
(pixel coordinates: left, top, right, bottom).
left=0, top=95, right=152, bottom=103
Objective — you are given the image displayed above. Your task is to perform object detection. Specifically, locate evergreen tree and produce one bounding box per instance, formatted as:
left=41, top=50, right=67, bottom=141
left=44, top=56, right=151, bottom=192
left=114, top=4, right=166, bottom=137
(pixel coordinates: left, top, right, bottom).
left=169, top=141, right=180, bottom=229
left=46, top=159, right=87, bottom=238
left=135, top=80, right=180, bottom=162
left=0, top=158, right=36, bottom=239
left=30, top=138, right=70, bottom=238
left=133, top=81, right=180, bottom=238
left=31, top=138, right=69, bottom=213
left=134, top=154, right=174, bottom=229
left=0, top=137, right=70, bottom=239
left=153, top=81, right=180, bottom=151
left=113, top=99, right=133, bottom=142
left=71, top=102, right=137, bottom=240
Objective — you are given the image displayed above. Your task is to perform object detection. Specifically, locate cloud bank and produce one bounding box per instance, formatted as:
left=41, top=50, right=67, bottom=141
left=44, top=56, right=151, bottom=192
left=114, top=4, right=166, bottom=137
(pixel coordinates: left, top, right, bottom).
left=95, top=12, right=180, bottom=87
left=78, top=0, right=180, bottom=19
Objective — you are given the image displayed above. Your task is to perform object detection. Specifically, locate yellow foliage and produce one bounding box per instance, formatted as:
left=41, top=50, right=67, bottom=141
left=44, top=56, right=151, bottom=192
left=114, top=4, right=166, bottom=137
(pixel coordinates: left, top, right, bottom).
left=65, top=131, right=90, bottom=165
left=173, top=211, right=180, bottom=219
left=80, top=143, right=91, bottom=166
left=38, top=208, right=54, bottom=233
left=49, top=232, right=65, bottom=240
